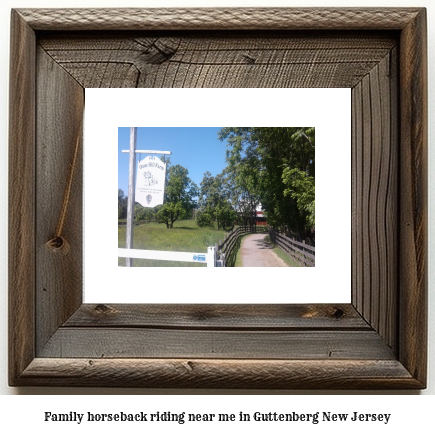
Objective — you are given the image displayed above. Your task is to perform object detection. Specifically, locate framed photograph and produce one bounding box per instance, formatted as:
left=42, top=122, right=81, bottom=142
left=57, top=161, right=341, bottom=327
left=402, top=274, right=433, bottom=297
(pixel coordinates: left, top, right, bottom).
left=85, top=89, right=349, bottom=304
left=9, top=8, right=427, bottom=388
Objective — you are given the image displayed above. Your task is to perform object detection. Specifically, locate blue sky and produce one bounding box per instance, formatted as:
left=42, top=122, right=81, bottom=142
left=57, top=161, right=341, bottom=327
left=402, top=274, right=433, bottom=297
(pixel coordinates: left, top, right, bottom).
left=118, top=127, right=227, bottom=197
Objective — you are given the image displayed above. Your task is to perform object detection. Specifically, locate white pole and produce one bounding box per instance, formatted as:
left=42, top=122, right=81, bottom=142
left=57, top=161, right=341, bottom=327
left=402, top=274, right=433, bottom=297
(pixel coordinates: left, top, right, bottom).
left=125, top=127, right=137, bottom=267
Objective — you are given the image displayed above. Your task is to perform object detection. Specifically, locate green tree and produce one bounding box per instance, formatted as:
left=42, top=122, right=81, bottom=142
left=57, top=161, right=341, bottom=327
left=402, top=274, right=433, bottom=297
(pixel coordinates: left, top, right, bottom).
left=282, top=168, right=315, bottom=228
left=218, top=127, right=315, bottom=240
left=118, top=189, right=128, bottom=219
left=197, top=170, right=237, bottom=231
left=215, top=201, right=237, bottom=231
left=134, top=203, right=146, bottom=222
left=134, top=203, right=160, bottom=223
left=157, top=164, right=198, bottom=228
left=196, top=208, right=215, bottom=228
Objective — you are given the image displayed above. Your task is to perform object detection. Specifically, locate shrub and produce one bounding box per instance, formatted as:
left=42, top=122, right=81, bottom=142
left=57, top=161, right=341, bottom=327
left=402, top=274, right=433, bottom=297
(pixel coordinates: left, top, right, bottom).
left=196, top=210, right=215, bottom=228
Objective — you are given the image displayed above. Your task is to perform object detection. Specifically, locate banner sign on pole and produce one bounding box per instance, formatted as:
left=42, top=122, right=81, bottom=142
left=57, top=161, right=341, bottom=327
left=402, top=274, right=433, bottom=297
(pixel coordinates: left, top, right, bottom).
left=135, top=155, right=166, bottom=207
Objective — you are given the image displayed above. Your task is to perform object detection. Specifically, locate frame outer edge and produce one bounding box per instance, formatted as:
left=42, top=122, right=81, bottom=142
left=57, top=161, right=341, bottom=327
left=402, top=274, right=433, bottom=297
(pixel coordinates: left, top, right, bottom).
left=17, top=358, right=422, bottom=389
left=7, top=7, right=428, bottom=389
left=8, top=10, right=37, bottom=385
left=14, top=7, right=422, bottom=31
left=399, top=8, right=428, bottom=387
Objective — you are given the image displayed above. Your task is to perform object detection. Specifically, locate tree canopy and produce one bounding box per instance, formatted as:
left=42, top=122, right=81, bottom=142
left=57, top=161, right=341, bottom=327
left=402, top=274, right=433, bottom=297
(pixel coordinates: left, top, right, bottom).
left=196, top=169, right=237, bottom=231
left=157, top=164, right=198, bottom=228
left=218, top=127, right=315, bottom=240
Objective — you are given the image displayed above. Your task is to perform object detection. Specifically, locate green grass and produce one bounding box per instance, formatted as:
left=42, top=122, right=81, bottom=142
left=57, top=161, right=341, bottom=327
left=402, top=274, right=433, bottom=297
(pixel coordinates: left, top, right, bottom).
left=263, top=235, right=301, bottom=267
left=118, top=219, right=227, bottom=267
left=233, top=234, right=251, bottom=267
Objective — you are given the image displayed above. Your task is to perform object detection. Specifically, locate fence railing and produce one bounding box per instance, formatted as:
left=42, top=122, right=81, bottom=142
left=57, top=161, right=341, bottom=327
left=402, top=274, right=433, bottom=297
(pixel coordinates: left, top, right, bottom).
left=216, top=225, right=268, bottom=267
left=269, top=229, right=315, bottom=267
left=118, top=246, right=218, bottom=267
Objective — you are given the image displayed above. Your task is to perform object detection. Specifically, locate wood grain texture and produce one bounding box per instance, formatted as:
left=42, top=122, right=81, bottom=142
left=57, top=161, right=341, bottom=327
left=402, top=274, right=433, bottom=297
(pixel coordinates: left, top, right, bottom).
left=65, top=304, right=368, bottom=329
left=35, top=48, right=84, bottom=353
left=387, top=47, right=399, bottom=350
left=351, top=50, right=398, bottom=352
left=39, top=328, right=395, bottom=360
left=8, top=8, right=427, bottom=389
left=39, top=33, right=396, bottom=89
left=398, top=8, right=428, bottom=386
left=8, top=10, right=36, bottom=386
left=16, top=8, right=422, bottom=31
left=17, top=358, right=420, bottom=389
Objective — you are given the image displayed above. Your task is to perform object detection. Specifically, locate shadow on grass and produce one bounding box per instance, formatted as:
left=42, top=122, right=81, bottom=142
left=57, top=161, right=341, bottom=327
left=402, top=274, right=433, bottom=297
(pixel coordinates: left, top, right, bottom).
left=172, top=227, right=198, bottom=230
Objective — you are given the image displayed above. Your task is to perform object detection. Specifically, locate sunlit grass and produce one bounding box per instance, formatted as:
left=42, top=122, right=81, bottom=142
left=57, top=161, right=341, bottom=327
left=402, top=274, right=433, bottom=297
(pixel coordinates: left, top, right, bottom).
left=118, top=219, right=227, bottom=267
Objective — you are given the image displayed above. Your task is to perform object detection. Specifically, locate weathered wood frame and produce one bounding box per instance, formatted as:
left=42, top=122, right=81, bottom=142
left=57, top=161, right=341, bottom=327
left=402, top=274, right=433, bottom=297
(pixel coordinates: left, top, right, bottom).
left=9, top=8, right=427, bottom=388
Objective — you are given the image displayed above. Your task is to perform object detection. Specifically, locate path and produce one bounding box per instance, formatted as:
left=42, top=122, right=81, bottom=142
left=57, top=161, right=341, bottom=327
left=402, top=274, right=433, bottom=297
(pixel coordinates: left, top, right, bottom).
left=240, top=233, right=288, bottom=267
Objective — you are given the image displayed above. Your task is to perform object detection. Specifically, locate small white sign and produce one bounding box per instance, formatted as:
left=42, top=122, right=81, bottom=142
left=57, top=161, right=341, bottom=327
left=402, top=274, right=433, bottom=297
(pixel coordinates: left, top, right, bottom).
left=135, top=155, right=166, bottom=207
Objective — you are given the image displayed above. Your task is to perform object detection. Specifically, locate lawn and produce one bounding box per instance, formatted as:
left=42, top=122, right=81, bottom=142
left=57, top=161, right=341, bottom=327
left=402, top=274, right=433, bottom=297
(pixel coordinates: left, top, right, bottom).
left=118, top=219, right=227, bottom=267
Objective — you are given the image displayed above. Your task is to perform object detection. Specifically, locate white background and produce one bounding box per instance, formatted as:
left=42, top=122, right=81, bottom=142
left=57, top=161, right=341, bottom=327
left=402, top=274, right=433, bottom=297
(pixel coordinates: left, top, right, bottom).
left=0, top=0, right=434, bottom=421
left=84, top=88, right=351, bottom=304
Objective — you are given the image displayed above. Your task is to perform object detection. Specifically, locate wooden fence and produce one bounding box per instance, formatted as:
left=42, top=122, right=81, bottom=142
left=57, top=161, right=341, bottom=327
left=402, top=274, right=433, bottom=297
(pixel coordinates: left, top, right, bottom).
left=269, top=229, right=315, bottom=267
left=216, top=225, right=269, bottom=267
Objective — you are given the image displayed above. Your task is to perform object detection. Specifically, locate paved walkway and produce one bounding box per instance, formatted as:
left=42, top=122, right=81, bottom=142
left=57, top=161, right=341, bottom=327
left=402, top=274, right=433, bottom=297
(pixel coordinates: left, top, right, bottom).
left=240, top=233, right=289, bottom=267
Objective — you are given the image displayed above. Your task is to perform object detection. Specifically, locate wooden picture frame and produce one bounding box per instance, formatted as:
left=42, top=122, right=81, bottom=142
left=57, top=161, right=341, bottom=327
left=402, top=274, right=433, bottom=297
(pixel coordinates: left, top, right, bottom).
left=9, top=8, right=427, bottom=389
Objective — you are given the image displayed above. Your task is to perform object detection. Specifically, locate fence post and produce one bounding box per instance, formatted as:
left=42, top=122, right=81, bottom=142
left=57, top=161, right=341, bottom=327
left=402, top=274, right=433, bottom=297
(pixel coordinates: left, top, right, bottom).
left=207, top=246, right=216, bottom=267
left=215, top=242, right=225, bottom=267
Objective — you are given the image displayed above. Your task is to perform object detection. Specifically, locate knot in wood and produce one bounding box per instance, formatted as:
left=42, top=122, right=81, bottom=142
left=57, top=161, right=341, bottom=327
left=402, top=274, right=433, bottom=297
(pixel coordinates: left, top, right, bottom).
left=332, top=308, right=345, bottom=319
left=242, top=53, right=256, bottom=64
left=94, top=304, right=116, bottom=315
left=140, top=38, right=177, bottom=64
left=44, top=236, right=70, bottom=255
